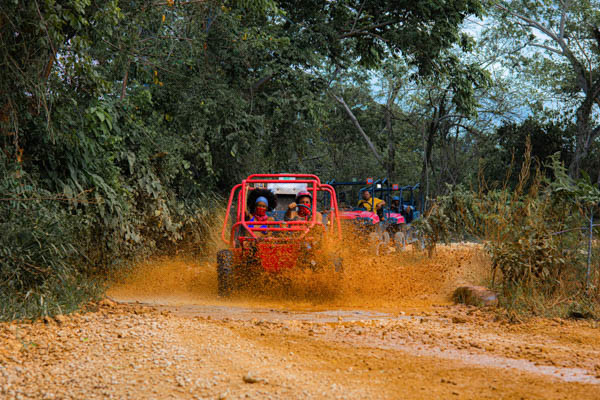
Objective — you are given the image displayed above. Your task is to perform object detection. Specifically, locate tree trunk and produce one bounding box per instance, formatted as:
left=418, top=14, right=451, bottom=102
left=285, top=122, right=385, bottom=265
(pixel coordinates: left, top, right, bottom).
left=569, top=89, right=600, bottom=178
left=419, top=92, right=446, bottom=197
left=384, top=86, right=400, bottom=180
left=120, top=59, right=131, bottom=100
left=420, top=117, right=437, bottom=201
left=332, top=94, right=384, bottom=164
left=386, top=113, right=395, bottom=179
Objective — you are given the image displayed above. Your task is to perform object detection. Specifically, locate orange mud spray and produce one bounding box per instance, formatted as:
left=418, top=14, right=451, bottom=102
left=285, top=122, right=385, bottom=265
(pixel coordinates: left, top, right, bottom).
left=108, top=213, right=491, bottom=313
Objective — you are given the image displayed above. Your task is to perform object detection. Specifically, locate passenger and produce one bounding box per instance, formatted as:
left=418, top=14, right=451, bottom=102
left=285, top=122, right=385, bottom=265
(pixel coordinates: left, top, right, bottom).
left=357, top=190, right=385, bottom=218
left=285, top=191, right=323, bottom=224
left=246, top=188, right=277, bottom=233
left=401, top=204, right=415, bottom=224
left=390, top=196, right=401, bottom=213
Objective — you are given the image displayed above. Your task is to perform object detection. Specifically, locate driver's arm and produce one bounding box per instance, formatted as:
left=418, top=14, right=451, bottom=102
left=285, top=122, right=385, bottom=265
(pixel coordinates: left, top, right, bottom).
left=284, top=202, right=298, bottom=221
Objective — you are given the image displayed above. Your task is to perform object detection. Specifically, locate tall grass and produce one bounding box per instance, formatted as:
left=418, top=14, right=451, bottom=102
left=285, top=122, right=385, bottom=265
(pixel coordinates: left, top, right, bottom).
left=418, top=140, right=600, bottom=318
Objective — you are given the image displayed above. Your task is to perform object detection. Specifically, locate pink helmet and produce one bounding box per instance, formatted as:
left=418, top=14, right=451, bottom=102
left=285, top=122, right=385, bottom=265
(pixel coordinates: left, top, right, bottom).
left=295, top=191, right=312, bottom=203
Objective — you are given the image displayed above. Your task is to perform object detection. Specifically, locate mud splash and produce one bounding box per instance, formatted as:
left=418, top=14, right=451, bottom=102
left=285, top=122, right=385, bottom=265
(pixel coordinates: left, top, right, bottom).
left=107, top=240, right=490, bottom=312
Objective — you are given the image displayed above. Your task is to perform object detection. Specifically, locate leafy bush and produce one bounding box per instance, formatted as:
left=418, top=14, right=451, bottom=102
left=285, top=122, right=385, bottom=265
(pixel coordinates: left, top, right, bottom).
left=0, top=156, right=100, bottom=320
left=422, top=146, right=600, bottom=317
left=0, top=140, right=221, bottom=321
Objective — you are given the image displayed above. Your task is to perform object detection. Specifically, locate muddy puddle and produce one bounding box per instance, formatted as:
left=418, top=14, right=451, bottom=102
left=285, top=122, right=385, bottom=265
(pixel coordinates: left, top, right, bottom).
left=115, top=302, right=429, bottom=323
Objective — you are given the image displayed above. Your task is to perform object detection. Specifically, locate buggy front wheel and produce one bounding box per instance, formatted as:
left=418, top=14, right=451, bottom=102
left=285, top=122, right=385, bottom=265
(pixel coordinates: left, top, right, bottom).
left=217, top=249, right=234, bottom=297
left=394, top=231, right=406, bottom=252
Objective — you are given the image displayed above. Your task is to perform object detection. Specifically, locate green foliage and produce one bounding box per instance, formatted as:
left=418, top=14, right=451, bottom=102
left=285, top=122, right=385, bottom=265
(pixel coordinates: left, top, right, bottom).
left=422, top=150, right=600, bottom=316
left=277, top=0, right=483, bottom=70
left=482, top=118, right=574, bottom=188
left=0, top=0, right=487, bottom=321
left=486, top=0, right=600, bottom=177
left=549, top=154, right=600, bottom=208
left=0, top=155, right=101, bottom=320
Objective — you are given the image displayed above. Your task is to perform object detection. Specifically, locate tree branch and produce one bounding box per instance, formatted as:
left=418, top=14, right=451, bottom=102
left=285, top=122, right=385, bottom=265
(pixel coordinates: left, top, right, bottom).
left=529, top=42, right=563, bottom=56
left=120, top=59, right=131, bottom=100
left=252, top=73, right=275, bottom=92
left=495, top=3, right=559, bottom=42
left=331, top=93, right=383, bottom=163
left=495, top=2, right=589, bottom=94
left=349, top=0, right=366, bottom=34
left=559, top=0, right=569, bottom=40
left=338, top=20, right=400, bottom=39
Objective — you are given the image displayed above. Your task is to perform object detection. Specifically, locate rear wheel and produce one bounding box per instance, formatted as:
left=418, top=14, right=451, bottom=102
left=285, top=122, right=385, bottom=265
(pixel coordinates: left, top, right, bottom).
left=405, top=226, right=426, bottom=250
left=371, top=230, right=391, bottom=256
left=375, top=242, right=387, bottom=256
left=418, top=235, right=427, bottom=251
left=217, top=249, right=234, bottom=297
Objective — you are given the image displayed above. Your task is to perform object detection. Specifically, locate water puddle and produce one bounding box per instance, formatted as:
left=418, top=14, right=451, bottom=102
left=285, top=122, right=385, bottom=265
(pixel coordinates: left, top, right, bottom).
left=320, top=328, right=600, bottom=386
left=118, top=301, right=426, bottom=323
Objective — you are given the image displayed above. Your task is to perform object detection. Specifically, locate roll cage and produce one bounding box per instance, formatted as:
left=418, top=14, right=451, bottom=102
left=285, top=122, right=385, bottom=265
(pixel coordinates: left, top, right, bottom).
left=221, top=174, right=342, bottom=245
left=327, top=179, right=421, bottom=216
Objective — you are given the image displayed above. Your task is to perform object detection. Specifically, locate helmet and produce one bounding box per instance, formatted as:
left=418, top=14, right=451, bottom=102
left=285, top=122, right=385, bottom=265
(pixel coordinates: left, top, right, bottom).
left=247, top=188, right=277, bottom=212
left=392, top=196, right=400, bottom=201
left=295, top=191, right=312, bottom=203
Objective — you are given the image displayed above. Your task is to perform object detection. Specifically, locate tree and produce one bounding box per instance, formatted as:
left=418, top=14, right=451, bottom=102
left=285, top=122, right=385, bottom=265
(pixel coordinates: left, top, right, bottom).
left=316, top=0, right=485, bottom=181
left=328, top=46, right=496, bottom=197
left=278, top=0, right=482, bottom=71
left=0, top=0, right=122, bottom=137
left=488, top=0, right=600, bottom=179
left=483, top=118, right=574, bottom=187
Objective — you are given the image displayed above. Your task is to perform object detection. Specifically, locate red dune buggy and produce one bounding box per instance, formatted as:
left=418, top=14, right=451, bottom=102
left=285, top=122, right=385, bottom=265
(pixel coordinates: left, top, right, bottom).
left=217, top=174, right=342, bottom=297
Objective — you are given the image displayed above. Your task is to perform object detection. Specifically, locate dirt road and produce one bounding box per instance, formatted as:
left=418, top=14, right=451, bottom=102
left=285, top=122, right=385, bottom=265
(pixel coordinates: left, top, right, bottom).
left=1, top=246, right=599, bottom=399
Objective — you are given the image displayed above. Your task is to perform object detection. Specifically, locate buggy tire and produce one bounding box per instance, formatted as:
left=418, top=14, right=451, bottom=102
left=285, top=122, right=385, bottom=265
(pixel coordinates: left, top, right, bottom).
left=405, top=226, right=415, bottom=243
left=381, top=231, right=390, bottom=244
left=418, top=236, right=427, bottom=251
left=375, top=241, right=388, bottom=256
left=394, top=231, right=406, bottom=252
left=368, top=231, right=379, bottom=244
left=332, top=255, right=344, bottom=273
left=217, top=249, right=234, bottom=297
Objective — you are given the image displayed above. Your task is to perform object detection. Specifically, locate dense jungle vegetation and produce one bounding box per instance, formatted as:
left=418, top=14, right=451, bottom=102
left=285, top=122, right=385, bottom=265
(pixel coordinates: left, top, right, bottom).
left=1, top=0, right=599, bottom=319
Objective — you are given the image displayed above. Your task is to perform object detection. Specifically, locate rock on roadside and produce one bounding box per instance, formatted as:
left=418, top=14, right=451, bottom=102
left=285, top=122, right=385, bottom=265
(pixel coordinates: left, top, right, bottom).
left=452, top=286, right=498, bottom=306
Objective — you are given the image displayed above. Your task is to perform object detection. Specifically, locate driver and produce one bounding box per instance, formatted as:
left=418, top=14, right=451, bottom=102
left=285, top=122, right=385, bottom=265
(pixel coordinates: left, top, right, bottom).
left=390, top=196, right=401, bottom=213
left=357, top=190, right=385, bottom=214
left=285, top=191, right=323, bottom=224
left=402, top=204, right=415, bottom=224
